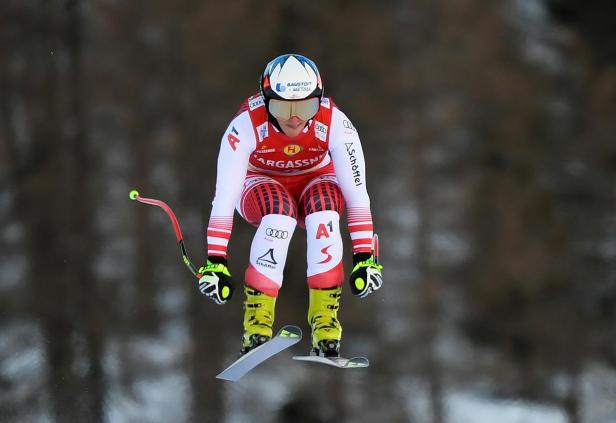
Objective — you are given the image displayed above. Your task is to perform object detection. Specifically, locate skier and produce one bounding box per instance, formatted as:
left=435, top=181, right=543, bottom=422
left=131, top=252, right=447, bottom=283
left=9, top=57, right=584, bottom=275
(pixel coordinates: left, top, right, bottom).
left=197, top=54, right=383, bottom=358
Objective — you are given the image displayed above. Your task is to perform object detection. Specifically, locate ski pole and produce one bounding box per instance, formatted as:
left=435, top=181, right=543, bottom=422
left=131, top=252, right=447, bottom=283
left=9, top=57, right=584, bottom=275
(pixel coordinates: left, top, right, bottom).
left=129, top=189, right=202, bottom=279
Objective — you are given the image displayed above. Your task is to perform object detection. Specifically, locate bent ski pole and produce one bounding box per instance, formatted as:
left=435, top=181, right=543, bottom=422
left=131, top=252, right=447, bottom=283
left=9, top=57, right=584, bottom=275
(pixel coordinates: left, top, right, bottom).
left=129, top=189, right=202, bottom=279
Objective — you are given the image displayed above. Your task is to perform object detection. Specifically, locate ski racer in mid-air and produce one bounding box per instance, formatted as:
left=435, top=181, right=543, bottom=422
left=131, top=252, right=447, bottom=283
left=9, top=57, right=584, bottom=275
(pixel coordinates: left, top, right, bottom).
left=197, top=53, right=383, bottom=358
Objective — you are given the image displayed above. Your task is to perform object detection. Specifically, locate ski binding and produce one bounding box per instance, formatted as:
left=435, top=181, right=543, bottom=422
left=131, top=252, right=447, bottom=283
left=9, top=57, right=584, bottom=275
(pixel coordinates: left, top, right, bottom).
left=216, top=325, right=301, bottom=382
left=292, top=354, right=369, bottom=368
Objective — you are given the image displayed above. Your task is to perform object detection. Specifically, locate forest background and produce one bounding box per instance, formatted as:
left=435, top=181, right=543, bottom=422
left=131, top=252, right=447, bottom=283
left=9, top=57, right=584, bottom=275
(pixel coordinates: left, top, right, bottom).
left=1, top=1, right=615, bottom=422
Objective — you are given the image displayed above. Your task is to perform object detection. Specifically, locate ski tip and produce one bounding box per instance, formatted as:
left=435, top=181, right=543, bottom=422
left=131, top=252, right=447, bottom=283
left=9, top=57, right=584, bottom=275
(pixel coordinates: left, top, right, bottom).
left=278, top=325, right=302, bottom=339
left=348, top=357, right=369, bottom=368
left=292, top=355, right=369, bottom=368
left=216, top=373, right=241, bottom=382
left=129, top=189, right=140, bottom=200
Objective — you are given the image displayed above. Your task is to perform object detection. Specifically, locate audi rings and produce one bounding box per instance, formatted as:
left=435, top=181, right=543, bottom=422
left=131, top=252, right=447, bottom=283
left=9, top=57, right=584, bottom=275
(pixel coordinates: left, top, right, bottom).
left=265, top=228, right=288, bottom=239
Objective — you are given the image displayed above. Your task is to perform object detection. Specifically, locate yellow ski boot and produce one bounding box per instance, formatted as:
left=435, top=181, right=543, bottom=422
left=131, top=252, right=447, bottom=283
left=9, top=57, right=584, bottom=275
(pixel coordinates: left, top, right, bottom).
left=240, top=286, right=276, bottom=355
left=308, top=286, right=342, bottom=357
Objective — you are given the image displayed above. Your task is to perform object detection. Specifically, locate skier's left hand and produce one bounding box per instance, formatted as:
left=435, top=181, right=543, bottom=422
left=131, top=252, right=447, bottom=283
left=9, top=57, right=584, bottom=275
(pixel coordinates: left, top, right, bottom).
left=349, top=252, right=383, bottom=298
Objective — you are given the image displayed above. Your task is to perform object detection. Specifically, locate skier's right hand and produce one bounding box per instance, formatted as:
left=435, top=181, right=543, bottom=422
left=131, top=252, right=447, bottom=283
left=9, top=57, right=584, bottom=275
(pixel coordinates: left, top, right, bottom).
left=198, top=256, right=234, bottom=305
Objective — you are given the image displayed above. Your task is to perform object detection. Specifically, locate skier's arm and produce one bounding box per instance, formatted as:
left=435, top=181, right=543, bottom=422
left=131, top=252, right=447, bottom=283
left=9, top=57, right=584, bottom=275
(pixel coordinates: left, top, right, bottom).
left=328, top=108, right=373, bottom=254
left=198, top=112, right=255, bottom=305
left=328, top=108, right=383, bottom=298
left=207, top=112, right=255, bottom=258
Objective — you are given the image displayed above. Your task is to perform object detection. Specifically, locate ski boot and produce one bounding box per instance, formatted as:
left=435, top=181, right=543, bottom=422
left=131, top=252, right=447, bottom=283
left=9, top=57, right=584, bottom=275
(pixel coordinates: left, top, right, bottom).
left=308, top=286, right=342, bottom=357
left=240, top=286, right=276, bottom=355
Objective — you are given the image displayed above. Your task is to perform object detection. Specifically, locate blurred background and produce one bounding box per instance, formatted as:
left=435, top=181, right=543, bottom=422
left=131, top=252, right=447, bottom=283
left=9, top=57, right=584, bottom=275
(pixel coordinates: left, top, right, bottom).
left=1, top=0, right=615, bottom=422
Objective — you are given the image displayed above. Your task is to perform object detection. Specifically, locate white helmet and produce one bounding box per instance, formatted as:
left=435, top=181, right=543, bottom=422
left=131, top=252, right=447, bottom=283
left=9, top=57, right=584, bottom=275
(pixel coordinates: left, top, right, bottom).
left=260, top=54, right=323, bottom=101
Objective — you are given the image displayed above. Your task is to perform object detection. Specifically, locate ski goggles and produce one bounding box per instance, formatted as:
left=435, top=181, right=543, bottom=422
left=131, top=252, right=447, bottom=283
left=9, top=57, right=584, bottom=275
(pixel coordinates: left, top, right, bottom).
left=268, top=98, right=320, bottom=121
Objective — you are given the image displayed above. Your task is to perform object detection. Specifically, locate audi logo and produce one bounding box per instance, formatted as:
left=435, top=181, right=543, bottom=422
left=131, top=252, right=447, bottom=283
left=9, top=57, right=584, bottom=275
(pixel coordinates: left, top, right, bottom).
left=266, top=228, right=289, bottom=239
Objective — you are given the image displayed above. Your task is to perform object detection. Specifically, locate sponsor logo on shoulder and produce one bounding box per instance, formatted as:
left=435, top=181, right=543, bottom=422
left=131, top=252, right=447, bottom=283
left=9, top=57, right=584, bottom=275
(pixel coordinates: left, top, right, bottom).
left=227, top=126, right=241, bottom=151
left=343, top=119, right=356, bottom=133
left=314, top=121, right=328, bottom=142
left=257, top=122, right=268, bottom=142
left=249, top=96, right=265, bottom=110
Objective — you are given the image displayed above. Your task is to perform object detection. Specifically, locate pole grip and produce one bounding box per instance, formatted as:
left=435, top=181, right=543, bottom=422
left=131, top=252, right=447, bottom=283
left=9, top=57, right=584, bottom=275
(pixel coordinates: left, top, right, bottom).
left=372, top=233, right=379, bottom=264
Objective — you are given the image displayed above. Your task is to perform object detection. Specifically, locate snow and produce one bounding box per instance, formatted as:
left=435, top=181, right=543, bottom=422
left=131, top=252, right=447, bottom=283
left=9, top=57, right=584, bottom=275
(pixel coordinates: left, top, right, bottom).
left=103, top=319, right=191, bottom=423
left=402, top=379, right=567, bottom=423
left=445, top=393, right=566, bottom=423
left=0, top=321, right=49, bottom=421
left=105, top=372, right=189, bottom=423
left=581, top=364, right=616, bottom=423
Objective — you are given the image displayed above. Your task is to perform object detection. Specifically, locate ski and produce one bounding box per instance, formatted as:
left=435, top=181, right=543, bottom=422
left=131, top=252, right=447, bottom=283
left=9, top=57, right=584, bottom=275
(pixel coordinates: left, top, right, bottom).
left=216, top=325, right=302, bottom=382
left=292, top=355, right=369, bottom=369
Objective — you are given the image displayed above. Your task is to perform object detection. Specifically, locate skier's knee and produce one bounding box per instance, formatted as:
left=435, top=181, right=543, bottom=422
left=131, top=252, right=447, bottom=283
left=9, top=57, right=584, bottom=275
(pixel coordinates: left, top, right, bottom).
left=241, top=181, right=298, bottom=226
left=299, top=179, right=344, bottom=216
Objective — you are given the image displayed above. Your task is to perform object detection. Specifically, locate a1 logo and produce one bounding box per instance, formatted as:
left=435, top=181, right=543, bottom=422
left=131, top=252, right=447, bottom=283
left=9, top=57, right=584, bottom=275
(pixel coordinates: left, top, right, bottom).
left=227, top=126, right=240, bottom=151
left=316, top=221, right=334, bottom=239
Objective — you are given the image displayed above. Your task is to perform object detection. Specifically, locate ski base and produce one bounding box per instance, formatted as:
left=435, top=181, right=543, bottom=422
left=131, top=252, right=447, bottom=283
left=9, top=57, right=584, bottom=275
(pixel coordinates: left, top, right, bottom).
left=292, top=355, right=369, bottom=368
left=216, top=325, right=302, bottom=382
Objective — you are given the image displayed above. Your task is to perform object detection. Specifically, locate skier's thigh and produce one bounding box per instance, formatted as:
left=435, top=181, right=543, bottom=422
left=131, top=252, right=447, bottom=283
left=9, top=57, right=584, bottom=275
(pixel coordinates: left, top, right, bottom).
left=239, top=175, right=298, bottom=226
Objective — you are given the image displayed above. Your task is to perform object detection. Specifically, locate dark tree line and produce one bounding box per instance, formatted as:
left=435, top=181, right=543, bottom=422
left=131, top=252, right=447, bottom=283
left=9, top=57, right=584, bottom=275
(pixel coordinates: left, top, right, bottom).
left=1, top=1, right=615, bottom=422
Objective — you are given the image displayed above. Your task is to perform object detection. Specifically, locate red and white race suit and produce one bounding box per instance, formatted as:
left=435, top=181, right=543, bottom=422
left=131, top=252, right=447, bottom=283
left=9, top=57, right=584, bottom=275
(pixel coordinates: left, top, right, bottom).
left=206, top=94, right=374, bottom=296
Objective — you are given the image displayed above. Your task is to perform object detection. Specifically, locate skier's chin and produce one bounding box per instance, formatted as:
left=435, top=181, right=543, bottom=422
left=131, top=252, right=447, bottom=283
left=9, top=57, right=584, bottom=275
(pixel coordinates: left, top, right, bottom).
left=280, top=119, right=306, bottom=137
